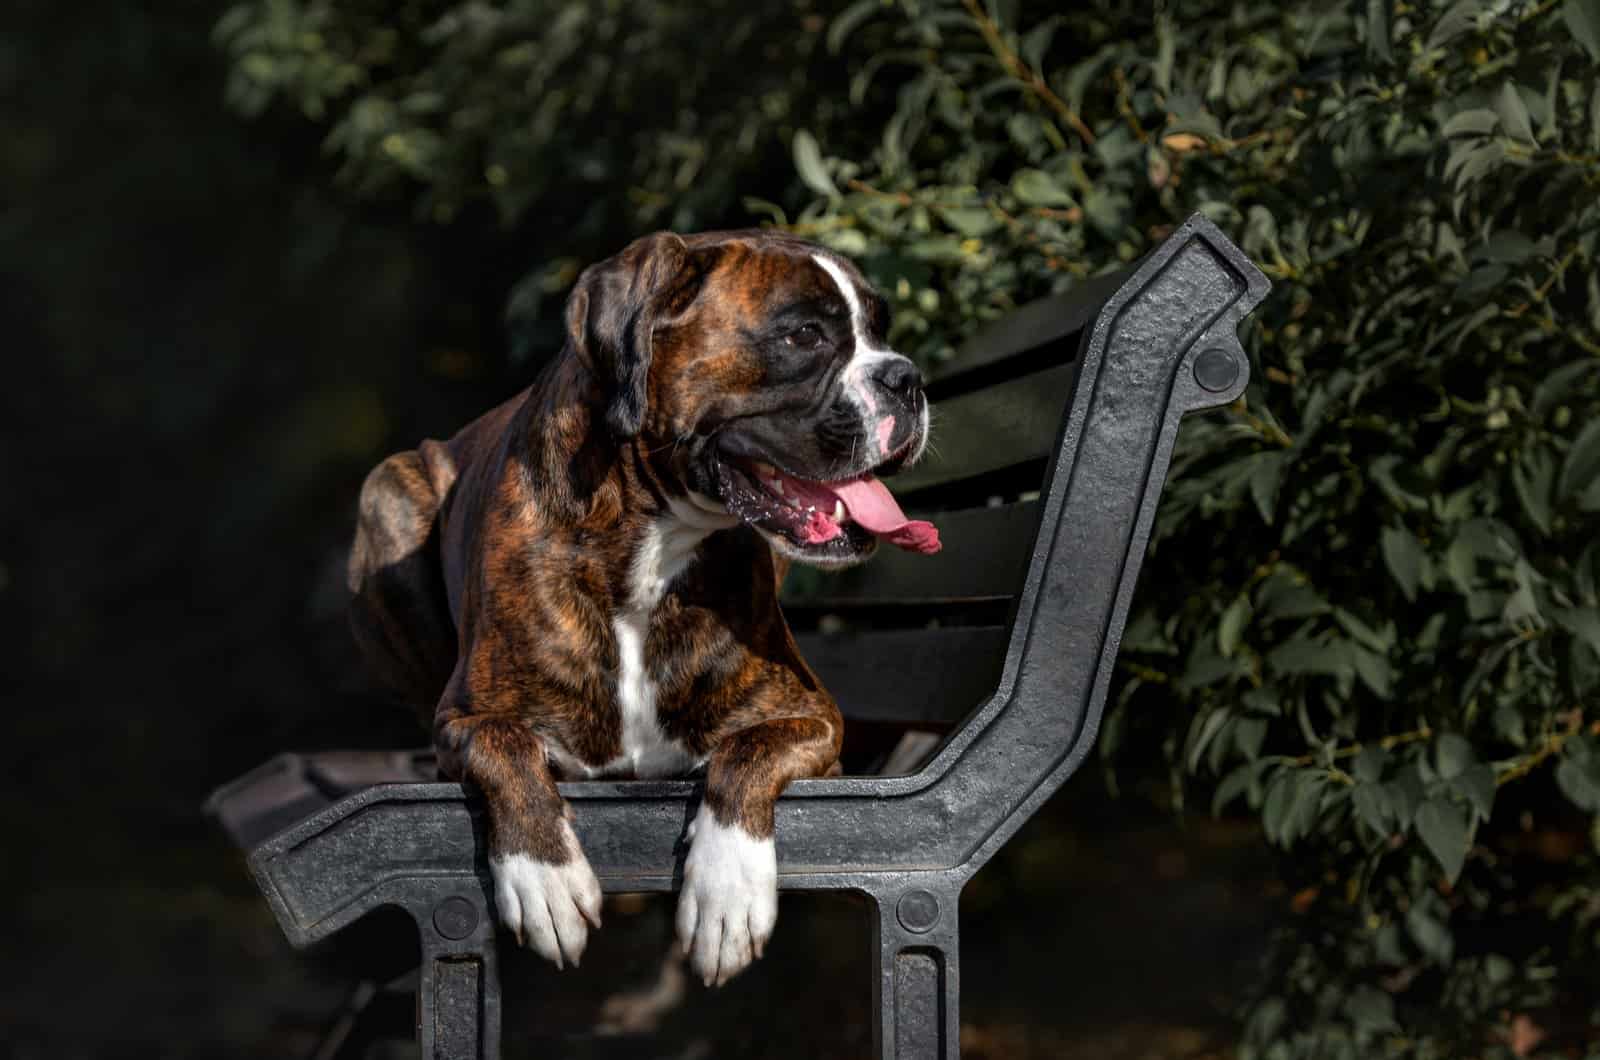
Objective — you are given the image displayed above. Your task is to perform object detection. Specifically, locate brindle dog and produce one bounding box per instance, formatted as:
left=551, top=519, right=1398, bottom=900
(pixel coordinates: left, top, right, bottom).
left=347, top=229, right=935, bottom=986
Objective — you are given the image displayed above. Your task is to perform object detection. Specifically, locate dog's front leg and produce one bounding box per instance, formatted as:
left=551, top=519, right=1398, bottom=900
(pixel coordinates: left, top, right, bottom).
left=676, top=714, right=840, bottom=986
left=436, top=710, right=603, bottom=968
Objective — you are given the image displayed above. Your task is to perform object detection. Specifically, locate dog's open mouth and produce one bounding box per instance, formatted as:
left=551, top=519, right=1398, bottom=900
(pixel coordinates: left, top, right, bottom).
left=713, top=455, right=941, bottom=564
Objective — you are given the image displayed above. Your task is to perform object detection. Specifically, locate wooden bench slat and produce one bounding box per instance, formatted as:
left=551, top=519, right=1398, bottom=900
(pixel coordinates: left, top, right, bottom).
left=926, top=264, right=1133, bottom=393
left=796, top=626, right=1008, bottom=727
left=781, top=500, right=1040, bottom=609
left=889, top=363, right=1076, bottom=498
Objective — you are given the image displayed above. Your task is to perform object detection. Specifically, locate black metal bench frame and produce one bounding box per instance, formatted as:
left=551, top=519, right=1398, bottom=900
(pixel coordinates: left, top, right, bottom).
left=208, top=214, right=1268, bottom=1059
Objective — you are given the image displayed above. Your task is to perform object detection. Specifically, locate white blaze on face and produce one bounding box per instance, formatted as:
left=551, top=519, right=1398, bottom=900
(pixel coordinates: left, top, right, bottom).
left=811, top=253, right=928, bottom=465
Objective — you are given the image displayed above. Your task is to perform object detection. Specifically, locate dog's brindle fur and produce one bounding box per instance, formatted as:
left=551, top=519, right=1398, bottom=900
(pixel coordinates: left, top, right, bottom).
left=347, top=229, right=925, bottom=985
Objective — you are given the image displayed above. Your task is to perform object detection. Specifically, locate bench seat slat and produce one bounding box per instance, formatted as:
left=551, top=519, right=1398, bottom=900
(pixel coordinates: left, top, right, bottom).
left=795, top=626, right=1008, bottom=727
left=781, top=500, right=1040, bottom=609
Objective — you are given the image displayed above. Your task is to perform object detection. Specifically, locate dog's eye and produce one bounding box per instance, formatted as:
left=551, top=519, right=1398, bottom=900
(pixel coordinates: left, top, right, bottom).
left=786, top=323, right=824, bottom=350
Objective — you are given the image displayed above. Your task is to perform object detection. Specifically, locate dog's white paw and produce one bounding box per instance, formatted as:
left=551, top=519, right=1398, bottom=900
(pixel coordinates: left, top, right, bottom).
left=491, top=822, right=603, bottom=969
left=675, top=804, right=777, bottom=987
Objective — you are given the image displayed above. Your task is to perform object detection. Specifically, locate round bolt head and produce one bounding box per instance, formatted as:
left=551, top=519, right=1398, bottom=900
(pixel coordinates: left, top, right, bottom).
left=896, top=889, right=941, bottom=934
left=1194, top=346, right=1240, bottom=393
left=433, top=895, right=479, bottom=941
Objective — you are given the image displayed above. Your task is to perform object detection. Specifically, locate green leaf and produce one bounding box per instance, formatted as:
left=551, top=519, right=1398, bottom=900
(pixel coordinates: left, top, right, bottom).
left=1366, top=0, right=1393, bottom=63
left=1446, top=139, right=1507, bottom=189
left=1352, top=783, right=1393, bottom=835
left=1334, top=608, right=1394, bottom=653
left=1386, top=767, right=1426, bottom=830
left=1441, top=108, right=1497, bottom=138
left=826, top=0, right=881, bottom=54
left=1284, top=771, right=1328, bottom=844
left=1435, top=732, right=1476, bottom=779
left=1266, top=634, right=1346, bottom=678
left=1368, top=455, right=1430, bottom=510
left=1512, top=448, right=1557, bottom=535
left=1219, top=594, right=1253, bottom=656
left=1479, top=229, right=1536, bottom=265
left=1429, top=0, right=1486, bottom=51
left=1493, top=82, right=1537, bottom=144
left=1551, top=606, right=1600, bottom=657
left=1452, top=764, right=1496, bottom=822
left=1011, top=168, right=1072, bottom=207
left=1256, top=570, right=1330, bottom=620
left=1186, top=707, right=1234, bottom=773
left=1564, top=0, right=1600, bottom=63
left=1178, top=634, right=1246, bottom=691
left=1380, top=525, right=1425, bottom=602
left=1558, top=418, right=1600, bottom=499
left=1019, top=15, right=1063, bottom=72
left=1233, top=716, right=1269, bottom=762
left=937, top=206, right=1001, bottom=238
left=1493, top=703, right=1529, bottom=747
left=1081, top=188, right=1128, bottom=239
left=1344, top=985, right=1398, bottom=1034
left=1354, top=746, right=1388, bottom=784
left=1406, top=900, right=1455, bottom=964
left=1242, top=688, right=1282, bottom=717
left=792, top=130, right=837, bottom=198
left=1351, top=645, right=1394, bottom=699
left=1213, top=760, right=1270, bottom=815
left=1153, top=15, right=1176, bottom=94
left=1556, top=754, right=1600, bottom=811
left=1415, top=797, right=1473, bottom=883
left=1531, top=358, right=1599, bottom=419
left=1262, top=769, right=1295, bottom=843
left=1248, top=450, right=1288, bottom=525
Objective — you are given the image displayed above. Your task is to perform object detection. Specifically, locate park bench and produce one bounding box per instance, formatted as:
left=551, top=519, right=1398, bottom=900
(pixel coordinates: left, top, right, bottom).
left=207, top=213, right=1268, bottom=1059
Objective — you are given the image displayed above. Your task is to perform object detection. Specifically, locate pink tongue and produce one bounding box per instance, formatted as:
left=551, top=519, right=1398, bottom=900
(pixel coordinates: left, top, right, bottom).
left=829, top=477, right=942, bottom=555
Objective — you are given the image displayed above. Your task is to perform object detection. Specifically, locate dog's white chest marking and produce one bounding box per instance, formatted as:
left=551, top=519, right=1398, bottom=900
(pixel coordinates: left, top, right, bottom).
left=548, top=500, right=736, bottom=780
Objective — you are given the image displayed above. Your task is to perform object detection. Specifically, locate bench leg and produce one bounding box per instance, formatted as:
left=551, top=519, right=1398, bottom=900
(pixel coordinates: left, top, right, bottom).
left=415, top=893, right=502, bottom=1060
left=871, top=882, right=961, bottom=1059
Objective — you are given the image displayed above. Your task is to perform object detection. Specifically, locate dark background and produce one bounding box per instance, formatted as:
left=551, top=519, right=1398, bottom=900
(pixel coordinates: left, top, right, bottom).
left=0, top=3, right=1276, bottom=1055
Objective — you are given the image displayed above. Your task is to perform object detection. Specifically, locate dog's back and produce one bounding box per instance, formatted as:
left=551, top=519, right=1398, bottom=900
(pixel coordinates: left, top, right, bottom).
left=347, top=390, right=528, bottom=723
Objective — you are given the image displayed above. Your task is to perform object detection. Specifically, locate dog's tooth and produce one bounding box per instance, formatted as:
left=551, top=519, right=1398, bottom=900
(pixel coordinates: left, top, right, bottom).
left=833, top=500, right=846, bottom=523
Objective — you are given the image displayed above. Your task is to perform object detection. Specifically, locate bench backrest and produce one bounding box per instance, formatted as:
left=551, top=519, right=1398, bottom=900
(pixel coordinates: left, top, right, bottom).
left=783, top=265, right=1137, bottom=735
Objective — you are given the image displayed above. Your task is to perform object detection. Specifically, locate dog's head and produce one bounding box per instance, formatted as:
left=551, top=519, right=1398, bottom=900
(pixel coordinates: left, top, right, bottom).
left=565, top=229, right=934, bottom=567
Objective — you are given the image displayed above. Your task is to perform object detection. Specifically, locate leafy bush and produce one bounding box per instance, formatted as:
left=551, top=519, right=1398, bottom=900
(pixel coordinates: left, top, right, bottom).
left=214, top=0, right=874, bottom=351
left=792, top=0, right=1600, bottom=1054
left=220, top=0, right=1600, bottom=1053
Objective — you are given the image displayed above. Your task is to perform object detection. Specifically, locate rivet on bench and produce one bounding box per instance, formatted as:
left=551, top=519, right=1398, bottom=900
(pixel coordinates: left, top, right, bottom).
left=1193, top=346, right=1240, bottom=393
left=432, top=896, right=480, bottom=941
left=896, top=889, right=941, bottom=934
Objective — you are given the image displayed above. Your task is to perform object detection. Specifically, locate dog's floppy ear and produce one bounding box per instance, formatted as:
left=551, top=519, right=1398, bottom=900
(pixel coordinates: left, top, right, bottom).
left=565, top=231, right=700, bottom=439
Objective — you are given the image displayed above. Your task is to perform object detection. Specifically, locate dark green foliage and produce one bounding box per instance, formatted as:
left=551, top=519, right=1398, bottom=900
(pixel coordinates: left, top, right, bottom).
left=790, top=0, right=1600, bottom=1054
left=213, top=0, right=869, bottom=351
left=217, top=0, right=1600, bottom=1053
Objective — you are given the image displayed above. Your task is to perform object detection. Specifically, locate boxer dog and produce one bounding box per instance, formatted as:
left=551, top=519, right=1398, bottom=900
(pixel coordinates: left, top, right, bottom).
left=346, top=229, right=939, bottom=987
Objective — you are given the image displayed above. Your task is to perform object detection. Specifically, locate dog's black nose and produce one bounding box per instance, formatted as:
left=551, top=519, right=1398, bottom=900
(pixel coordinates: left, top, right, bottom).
left=873, top=357, right=923, bottom=397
